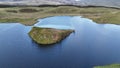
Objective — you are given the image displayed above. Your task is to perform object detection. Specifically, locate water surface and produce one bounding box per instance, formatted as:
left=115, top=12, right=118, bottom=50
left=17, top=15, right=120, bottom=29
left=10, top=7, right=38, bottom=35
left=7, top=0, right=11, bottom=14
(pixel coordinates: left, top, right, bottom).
left=34, top=16, right=74, bottom=29
left=0, top=16, right=120, bottom=68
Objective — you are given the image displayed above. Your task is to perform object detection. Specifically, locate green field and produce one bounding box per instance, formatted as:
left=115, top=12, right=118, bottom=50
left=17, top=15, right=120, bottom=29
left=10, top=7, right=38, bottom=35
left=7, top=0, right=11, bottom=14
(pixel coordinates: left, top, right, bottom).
left=94, top=64, right=120, bottom=68
left=0, top=6, right=120, bottom=25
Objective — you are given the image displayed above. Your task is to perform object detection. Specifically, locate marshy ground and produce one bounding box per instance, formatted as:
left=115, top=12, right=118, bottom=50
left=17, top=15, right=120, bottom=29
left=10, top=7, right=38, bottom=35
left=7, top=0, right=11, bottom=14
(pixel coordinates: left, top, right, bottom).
left=0, top=6, right=119, bottom=25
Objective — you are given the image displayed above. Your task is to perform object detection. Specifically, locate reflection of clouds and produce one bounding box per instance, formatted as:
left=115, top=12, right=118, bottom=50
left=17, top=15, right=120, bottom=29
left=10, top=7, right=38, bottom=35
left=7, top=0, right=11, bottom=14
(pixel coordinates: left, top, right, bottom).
left=0, top=23, right=21, bottom=32
left=75, top=0, right=81, bottom=1
left=34, top=16, right=75, bottom=30
left=35, top=25, right=74, bottom=30
left=102, top=24, right=120, bottom=35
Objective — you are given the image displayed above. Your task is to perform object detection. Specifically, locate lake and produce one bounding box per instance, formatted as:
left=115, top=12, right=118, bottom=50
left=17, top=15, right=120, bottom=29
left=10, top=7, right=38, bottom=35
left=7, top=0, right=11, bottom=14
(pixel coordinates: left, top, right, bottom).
left=0, top=16, right=120, bottom=68
left=78, top=0, right=120, bottom=8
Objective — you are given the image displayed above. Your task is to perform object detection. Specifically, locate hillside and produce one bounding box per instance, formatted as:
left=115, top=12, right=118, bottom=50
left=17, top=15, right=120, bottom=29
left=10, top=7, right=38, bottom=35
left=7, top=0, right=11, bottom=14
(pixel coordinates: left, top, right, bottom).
left=0, top=0, right=119, bottom=8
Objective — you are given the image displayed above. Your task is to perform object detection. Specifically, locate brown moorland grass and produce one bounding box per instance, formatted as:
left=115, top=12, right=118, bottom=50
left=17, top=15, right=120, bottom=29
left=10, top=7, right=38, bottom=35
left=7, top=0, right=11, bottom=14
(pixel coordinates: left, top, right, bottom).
left=0, top=6, right=119, bottom=25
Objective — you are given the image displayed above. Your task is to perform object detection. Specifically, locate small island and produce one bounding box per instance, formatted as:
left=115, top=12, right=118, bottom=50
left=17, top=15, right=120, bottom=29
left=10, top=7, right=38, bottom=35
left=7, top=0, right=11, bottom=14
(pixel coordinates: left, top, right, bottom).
left=29, top=27, right=74, bottom=45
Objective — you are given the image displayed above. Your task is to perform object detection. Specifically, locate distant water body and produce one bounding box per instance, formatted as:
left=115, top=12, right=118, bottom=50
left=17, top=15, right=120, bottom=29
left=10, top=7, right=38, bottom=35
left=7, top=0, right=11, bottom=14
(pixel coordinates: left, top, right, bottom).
left=1, top=16, right=120, bottom=68
left=0, top=0, right=120, bottom=8
left=79, top=0, right=120, bottom=8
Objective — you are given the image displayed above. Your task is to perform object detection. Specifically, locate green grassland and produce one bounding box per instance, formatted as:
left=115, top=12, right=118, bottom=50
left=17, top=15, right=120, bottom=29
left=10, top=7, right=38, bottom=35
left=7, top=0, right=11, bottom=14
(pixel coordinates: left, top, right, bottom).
left=0, top=6, right=120, bottom=25
left=94, top=64, right=120, bottom=68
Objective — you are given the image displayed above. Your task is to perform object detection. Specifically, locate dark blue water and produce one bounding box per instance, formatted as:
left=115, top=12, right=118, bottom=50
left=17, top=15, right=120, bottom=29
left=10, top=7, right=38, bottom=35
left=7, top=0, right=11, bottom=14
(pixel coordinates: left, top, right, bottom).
left=0, top=16, right=120, bottom=68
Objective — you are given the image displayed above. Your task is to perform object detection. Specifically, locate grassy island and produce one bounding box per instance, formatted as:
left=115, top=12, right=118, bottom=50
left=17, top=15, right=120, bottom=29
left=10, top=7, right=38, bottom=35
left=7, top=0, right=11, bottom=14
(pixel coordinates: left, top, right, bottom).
left=29, top=27, right=74, bottom=45
left=0, top=6, right=119, bottom=25
left=94, top=64, right=120, bottom=68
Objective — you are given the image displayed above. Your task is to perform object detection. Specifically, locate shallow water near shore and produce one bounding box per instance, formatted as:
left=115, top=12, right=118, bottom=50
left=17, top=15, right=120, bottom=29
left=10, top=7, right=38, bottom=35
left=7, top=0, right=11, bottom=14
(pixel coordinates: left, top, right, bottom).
left=0, top=16, right=120, bottom=68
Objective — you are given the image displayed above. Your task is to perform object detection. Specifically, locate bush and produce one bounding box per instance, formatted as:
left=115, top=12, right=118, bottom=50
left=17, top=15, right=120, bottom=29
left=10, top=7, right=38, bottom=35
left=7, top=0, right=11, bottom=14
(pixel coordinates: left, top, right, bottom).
left=19, top=8, right=38, bottom=13
left=6, top=10, right=18, bottom=13
left=39, top=9, right=44, bottom=11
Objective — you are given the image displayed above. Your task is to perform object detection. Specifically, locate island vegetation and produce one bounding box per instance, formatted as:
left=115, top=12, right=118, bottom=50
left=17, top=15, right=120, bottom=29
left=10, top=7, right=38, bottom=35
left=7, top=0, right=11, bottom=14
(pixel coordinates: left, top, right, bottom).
left=0, top=6, right=119, bottom=25
left=29, top=27, right=74, bottom=45
left=94, top=64, right=120, bottom=68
